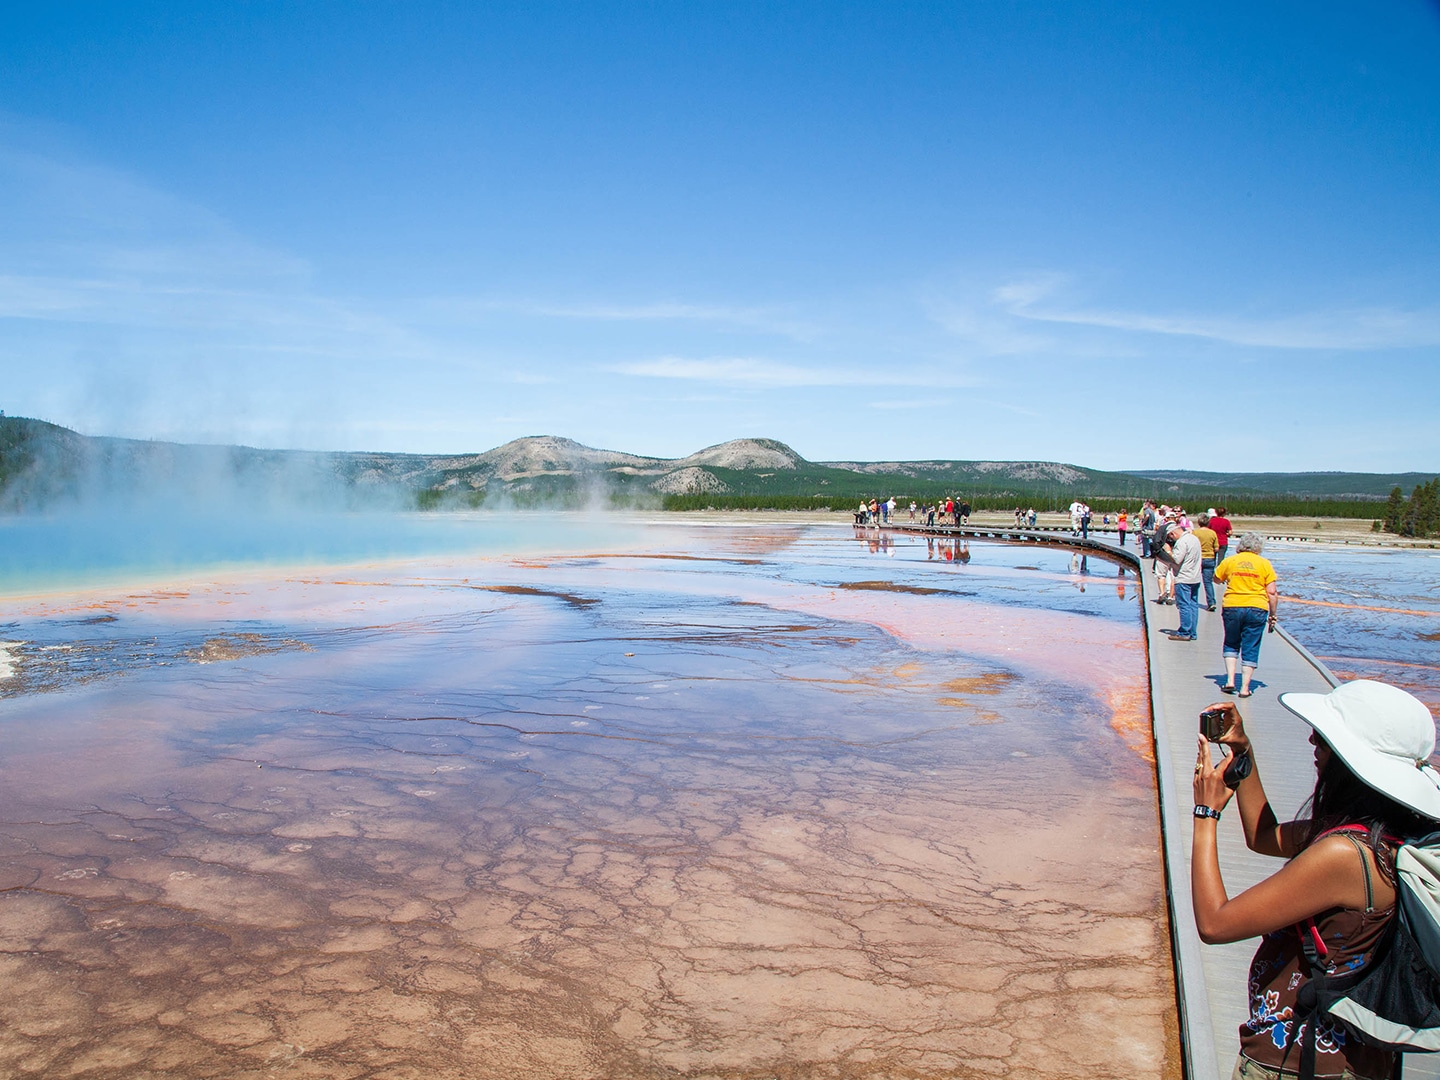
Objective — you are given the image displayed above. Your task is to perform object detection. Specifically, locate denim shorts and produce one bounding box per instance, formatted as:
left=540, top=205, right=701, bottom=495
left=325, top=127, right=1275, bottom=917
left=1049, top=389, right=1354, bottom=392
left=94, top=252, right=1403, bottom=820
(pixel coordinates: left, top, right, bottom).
left=1222, top=606, right=1269, bottom=665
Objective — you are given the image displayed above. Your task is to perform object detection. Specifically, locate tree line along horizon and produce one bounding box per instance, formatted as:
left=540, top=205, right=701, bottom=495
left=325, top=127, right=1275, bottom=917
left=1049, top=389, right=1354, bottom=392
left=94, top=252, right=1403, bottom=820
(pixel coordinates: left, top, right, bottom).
left=1383, top=480, right=1440, bottom=538
left=659, top=485, right=1440, bottom=538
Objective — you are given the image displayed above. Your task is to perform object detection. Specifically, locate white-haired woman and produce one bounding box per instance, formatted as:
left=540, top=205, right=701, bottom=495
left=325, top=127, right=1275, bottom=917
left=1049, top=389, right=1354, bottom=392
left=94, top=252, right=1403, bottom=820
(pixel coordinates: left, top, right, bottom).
left=1193, top=681, right=1440, bottom=1080
left=1214, top=532, right=1278, bottom=697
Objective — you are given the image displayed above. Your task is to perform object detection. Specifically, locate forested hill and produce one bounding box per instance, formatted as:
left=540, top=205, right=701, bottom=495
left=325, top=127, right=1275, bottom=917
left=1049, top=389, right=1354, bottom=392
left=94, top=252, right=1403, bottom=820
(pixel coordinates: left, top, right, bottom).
left=1124, top=469, right=1435, bottom=499
left=0, top=414, right=1424, bottom=517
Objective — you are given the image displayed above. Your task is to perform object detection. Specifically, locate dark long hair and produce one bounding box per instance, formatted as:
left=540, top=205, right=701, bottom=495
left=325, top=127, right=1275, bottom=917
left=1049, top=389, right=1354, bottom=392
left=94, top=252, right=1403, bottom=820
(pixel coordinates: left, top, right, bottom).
left=1302, top=747, right=1431, bottom=885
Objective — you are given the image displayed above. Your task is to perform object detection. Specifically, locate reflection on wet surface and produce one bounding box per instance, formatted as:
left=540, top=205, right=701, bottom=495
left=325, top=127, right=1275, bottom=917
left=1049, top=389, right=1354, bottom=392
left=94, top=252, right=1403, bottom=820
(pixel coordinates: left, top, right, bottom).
left=1267, top=545, right=1440, bottom=710
left=0, top=525, right=1177, bottom=1078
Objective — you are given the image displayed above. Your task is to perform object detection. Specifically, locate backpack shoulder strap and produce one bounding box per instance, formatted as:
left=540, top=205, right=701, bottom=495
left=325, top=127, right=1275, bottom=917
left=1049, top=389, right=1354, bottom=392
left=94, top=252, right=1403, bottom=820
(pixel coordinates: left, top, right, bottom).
left=1294, top=825, right=1381, bottom=1080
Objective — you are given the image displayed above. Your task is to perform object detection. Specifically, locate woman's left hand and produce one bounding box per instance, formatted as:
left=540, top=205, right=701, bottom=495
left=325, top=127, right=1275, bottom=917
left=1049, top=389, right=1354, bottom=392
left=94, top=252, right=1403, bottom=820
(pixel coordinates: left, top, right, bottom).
left=1194, top=735, right=1236, bottom=813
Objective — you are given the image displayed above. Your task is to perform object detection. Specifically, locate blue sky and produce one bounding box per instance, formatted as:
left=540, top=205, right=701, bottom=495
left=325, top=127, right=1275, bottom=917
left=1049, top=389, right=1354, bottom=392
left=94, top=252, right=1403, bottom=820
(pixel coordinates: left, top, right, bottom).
left=1, top=2, right=1437, bottom=471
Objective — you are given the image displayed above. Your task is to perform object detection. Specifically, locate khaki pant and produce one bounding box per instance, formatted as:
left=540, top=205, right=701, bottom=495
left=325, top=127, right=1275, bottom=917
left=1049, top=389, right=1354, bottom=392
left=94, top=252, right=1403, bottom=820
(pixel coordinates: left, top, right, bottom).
left=1231, top=1054, right=1386, bottom=1080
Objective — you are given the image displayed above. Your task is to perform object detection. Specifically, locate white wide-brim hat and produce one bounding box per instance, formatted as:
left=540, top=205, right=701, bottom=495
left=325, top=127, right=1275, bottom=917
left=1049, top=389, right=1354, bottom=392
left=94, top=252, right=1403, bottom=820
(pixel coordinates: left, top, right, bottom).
left=1280, top=680, right=1440, bottom=820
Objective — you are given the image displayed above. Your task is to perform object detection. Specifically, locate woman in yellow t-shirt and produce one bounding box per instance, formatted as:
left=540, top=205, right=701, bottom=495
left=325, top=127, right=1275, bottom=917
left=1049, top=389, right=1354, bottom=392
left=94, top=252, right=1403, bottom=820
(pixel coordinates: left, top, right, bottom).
left=1212, top=532, right=1278, bottom=697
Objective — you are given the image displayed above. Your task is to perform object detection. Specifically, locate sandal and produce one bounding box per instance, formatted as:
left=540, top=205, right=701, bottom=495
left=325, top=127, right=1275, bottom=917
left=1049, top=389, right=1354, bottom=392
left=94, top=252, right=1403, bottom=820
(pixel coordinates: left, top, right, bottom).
left=1220, top=684, right=1237, bottom=694
left=1237, top=689, right=1253, bottom=698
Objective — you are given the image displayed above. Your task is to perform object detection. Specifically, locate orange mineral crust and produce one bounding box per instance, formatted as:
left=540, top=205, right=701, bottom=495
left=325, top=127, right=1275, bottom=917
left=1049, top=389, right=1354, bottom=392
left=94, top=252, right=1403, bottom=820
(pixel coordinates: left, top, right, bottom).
left=0, top=527, right=1177, bottom=1079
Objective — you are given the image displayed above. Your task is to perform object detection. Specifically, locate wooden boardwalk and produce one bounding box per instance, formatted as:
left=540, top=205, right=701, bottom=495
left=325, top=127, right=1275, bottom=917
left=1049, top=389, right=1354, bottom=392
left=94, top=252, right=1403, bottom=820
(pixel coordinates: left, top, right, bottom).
left=878, top=521, right=1433, bottom=1080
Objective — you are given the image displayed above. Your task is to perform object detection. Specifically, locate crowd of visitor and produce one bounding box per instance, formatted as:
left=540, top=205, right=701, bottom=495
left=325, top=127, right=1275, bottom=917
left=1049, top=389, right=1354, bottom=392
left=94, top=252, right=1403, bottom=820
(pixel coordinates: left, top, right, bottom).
left=1114, top=502, right=1279, bottom=696
left=852, top=493, right=1275, bottom=693
left=857, top=496, right=971, bottom=527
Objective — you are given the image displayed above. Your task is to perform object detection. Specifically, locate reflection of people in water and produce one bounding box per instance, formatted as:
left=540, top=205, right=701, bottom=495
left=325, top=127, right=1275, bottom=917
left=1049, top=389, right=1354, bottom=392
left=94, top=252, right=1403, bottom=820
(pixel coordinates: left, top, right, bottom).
left=926, top=537, right=936, bottom=560
left=957, top=540, right=970, bottom=564
left=1116, top=566, right=1128, bottom=600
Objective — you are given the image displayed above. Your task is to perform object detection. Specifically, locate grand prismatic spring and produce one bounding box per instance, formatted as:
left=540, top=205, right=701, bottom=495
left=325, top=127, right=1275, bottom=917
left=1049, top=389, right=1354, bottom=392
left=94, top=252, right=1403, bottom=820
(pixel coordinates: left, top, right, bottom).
left=3, top=515, right=1192, bottom=1078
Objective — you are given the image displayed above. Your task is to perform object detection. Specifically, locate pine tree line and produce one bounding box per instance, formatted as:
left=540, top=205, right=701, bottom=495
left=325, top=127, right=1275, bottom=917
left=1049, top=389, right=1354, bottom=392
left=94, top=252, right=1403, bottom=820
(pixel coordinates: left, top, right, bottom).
left=1382, top=479, right=1440, bottom=538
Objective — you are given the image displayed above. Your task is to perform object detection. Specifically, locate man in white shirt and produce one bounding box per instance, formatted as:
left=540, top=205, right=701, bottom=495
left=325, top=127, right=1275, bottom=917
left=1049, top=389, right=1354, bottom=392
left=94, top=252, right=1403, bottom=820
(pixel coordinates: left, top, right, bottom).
left=1157, top=523, right=1203, bottom=640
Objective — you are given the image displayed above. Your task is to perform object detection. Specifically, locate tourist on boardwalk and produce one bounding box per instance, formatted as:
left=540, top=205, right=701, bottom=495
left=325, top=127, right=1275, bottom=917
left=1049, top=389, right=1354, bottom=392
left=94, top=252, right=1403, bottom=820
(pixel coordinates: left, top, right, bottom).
left=1210, top=507, right=1233, bottom=563
left=1157, top=521, right=1202, bottom=639
left=1117, top=508, right=1129, bottom=548
left=1215, top=533, right=1278, bottom=697
left=1027, top=507, right=1037, bottom=527
left=1080, top=502, right=1092, bottom=539
left=1191, top=681, right=1440, bottom=1080
left=1153, top=554, right=1176, bottom=606
left=959, top=500, right=971, bottom=525
left=1151, top=517, right=1176, bottom=605
left=1140, top=500, right=1158, bottom=557
left=1193, top=513, right=1220, bottom=611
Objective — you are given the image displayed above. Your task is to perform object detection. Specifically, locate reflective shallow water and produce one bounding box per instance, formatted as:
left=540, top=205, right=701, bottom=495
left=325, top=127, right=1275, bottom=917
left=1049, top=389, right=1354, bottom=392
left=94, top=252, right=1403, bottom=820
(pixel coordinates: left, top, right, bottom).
left=0, top=510, right=648, bottom=596
left=1265, top=544, right=1440, bottom=710
left=0, top=522, right=1177, bottom=1078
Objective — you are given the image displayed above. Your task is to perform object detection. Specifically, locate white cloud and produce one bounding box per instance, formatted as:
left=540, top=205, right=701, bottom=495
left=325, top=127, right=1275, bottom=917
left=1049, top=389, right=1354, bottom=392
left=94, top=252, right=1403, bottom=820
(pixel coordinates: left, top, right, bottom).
left=990, top=273, right=1440, bottom=350
left=612, top=355, right=977, bottom=389
left=868, top=398, right=948, bottom=410
left=0, top=132, right=502, bottom=385
left=421, top=296, right=823, bottom=341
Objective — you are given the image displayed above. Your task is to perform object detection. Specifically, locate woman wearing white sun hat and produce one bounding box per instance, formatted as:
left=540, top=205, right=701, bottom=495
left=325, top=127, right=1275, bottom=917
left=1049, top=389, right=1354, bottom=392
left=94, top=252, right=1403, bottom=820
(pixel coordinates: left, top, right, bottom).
left=1190, top=680, right=1440, bottom=1080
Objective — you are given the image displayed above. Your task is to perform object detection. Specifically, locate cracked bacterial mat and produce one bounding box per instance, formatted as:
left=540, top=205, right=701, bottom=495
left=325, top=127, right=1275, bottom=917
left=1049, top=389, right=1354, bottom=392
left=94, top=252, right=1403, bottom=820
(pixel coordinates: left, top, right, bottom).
left=0, top=527, right=1178, bottom=1079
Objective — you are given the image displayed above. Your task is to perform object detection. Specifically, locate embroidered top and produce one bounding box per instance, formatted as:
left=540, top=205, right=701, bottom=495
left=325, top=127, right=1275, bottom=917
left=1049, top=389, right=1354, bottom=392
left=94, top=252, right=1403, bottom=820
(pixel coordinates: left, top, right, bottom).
left=1238, top=837, right=1395, bottom=1079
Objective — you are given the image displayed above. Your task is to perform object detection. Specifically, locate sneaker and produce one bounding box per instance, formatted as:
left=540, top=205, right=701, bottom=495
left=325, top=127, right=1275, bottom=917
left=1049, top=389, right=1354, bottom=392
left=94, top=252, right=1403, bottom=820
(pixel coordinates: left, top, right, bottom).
left=1206, top=604, right=1217, bottom=612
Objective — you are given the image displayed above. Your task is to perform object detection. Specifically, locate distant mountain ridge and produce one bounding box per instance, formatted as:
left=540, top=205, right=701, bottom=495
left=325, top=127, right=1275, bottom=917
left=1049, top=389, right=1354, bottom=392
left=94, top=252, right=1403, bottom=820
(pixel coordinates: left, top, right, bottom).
left=0, top=414, right=1422, bottom=513
left=1122, top=468, right=1436, bottom=499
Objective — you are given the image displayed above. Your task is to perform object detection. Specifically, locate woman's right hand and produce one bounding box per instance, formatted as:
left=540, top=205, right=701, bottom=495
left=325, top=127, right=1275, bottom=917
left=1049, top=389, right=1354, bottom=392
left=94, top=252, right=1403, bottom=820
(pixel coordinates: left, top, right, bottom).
left=1204, top=702, right=1251, bottom=756
left=1195, top=735, right=1236, bottom=814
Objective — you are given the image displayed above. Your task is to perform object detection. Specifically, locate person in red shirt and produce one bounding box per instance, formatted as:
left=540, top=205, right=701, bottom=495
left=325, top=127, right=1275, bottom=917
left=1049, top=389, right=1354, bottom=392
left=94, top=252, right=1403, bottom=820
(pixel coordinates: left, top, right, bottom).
left=1209, top=507, right=1233, bottom=563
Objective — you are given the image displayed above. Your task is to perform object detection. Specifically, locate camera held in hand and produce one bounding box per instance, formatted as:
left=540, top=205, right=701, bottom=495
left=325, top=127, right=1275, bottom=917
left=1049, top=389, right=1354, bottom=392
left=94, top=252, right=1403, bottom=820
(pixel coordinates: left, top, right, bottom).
left=1200, top=707, right=1230, bottom=742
